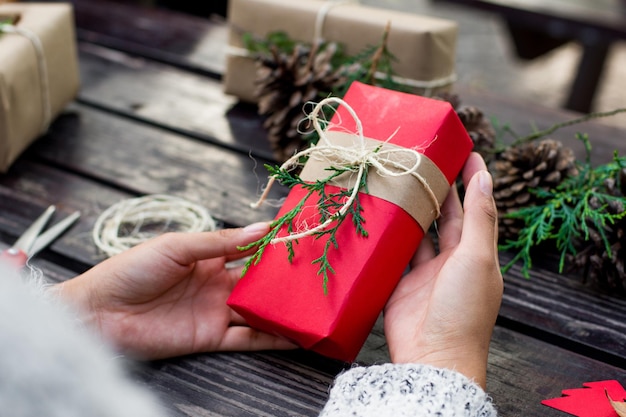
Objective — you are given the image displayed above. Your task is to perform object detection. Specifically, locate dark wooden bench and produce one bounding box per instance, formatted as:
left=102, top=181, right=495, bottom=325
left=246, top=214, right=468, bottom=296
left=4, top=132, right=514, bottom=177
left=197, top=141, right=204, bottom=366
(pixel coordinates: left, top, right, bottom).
left=434, top=0, right=626, bottom=113
left=3, top=0, right=626, bottom=414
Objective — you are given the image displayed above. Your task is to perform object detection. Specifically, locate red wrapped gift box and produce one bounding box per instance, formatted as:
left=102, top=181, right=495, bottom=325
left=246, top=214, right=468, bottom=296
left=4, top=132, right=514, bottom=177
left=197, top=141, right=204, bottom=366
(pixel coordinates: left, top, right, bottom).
left=228, top=82, right=473, bottom=361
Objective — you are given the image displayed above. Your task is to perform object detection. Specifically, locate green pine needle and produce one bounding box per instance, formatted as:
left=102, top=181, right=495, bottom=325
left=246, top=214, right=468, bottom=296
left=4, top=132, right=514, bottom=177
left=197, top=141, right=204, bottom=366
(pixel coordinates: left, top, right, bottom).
left=500, top=134, right=626, bottom=277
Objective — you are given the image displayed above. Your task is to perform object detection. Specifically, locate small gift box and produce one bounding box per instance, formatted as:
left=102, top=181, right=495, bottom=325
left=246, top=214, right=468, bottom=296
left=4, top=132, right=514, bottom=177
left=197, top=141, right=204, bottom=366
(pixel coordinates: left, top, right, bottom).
left=228, top=81, right=473, bottom=362
left=0, top=3, right=80, bottom=172
left=224, top=0, right=458, bottom=103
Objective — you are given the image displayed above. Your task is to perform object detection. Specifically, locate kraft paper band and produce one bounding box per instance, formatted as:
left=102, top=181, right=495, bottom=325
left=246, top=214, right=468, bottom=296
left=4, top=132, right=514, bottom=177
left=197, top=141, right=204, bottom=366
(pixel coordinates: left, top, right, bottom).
left=299, top=131, right=450, bottom=230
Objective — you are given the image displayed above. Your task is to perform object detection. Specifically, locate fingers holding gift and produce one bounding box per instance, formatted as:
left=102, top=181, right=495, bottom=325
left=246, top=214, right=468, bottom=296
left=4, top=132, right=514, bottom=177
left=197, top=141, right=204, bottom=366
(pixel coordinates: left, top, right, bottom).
left=217, top=326, right=298, bottom=352
left=436, top=185, right=464, bottom=253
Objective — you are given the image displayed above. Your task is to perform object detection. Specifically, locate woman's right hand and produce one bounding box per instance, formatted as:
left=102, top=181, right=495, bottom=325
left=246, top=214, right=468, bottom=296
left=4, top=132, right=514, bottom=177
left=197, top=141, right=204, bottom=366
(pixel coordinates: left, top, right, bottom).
left=383, top=152, right=503, bottom=388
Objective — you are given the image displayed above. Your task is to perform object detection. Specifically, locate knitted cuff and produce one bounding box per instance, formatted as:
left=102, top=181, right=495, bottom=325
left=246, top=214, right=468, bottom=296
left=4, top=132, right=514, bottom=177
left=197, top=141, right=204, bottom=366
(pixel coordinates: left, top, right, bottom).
left=319, top=363, right=497, bottom=417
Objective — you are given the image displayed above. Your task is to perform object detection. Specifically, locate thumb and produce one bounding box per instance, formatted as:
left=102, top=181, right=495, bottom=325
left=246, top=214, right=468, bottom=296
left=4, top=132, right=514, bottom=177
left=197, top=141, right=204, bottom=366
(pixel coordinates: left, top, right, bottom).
left=152, top=222, right=271, bottom=265
left=460, top=169, right=499, bottom=258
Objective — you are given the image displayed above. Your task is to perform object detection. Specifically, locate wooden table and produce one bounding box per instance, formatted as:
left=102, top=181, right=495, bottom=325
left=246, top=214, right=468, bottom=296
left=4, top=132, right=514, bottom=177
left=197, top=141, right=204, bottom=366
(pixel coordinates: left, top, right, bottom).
left=434, top=0, right=626, bottom=113
left=3, top=1, right=626, bottom=415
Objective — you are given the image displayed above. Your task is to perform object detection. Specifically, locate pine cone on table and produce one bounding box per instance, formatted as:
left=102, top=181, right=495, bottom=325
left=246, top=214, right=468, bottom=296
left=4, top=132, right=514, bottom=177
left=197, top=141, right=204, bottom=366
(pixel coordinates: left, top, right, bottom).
left=432, top=94, right=497, bottom=162
left=432, top=92, right=461, bottom=110
left=570, top=169, right=626, bottom=294
left=255, top=42, right=343, bottom=163
left=493, top=138, right=577, bottom=241
left=456, top=106, right=497, bottom=163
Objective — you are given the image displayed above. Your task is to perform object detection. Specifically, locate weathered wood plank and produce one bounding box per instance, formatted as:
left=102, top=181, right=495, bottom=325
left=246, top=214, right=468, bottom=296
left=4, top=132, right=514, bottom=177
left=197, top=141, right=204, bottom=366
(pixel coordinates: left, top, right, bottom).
left=136, top=352, right=339, bottom=417
left=455, top=85, right=626, bottom=162
left=26, top=105, right=286, bottom=228
left=28, top=0, right=228, bottom=76
left=500, top=253, right=626, bottom=367
left=487, top=325, right=626, bottom=416
left=0, top=105, right=285, bottom=268
left=76, top=42, right=274, bottom=160
left=130, top=326, right=626, bottom=417
left=0, top=160, right=131, bottom=268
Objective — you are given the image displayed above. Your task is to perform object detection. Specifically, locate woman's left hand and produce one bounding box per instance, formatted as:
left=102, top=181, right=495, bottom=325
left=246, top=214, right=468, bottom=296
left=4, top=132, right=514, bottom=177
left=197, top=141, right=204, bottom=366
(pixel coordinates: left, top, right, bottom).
left=58, top=223, right=296, bottom=360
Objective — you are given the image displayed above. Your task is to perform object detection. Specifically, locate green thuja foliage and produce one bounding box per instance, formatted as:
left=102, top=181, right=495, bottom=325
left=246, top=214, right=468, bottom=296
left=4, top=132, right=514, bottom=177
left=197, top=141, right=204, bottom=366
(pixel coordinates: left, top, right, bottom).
left=238, top=164, right=369, bottom=294
left=500, top=134, right=626, bottom=277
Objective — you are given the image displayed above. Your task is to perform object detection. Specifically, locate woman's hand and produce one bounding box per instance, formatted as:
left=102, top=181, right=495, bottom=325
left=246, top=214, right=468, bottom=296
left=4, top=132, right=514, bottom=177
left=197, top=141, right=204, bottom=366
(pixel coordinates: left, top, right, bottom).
left=58, top=223, right=296, bottom=360
left=384, top=153, right=503, bottom=388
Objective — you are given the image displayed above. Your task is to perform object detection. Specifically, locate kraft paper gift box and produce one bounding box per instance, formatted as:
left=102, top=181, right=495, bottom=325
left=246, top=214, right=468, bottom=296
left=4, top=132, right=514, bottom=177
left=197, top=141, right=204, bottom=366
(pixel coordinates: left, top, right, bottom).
left=224, top=0, right=458, bottom=103
left=228, top=81, right=473, bottom=362
left=0, top=3, right=80, bottom=172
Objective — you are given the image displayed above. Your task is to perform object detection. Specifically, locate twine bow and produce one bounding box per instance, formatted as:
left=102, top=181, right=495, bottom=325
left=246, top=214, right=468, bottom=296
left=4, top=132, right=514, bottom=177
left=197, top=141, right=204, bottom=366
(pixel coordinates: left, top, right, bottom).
left=252, top=97, right=441, bottom=244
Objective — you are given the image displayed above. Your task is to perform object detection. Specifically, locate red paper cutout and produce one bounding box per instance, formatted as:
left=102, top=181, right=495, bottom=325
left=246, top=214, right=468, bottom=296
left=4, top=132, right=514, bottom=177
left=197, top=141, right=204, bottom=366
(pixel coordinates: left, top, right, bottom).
left=542, top=380, right=626, bottom=416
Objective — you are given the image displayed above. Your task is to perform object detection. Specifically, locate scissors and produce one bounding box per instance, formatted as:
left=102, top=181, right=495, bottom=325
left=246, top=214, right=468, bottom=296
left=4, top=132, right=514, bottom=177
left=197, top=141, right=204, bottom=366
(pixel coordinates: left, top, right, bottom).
left=1, top=205, right=81, bottom=268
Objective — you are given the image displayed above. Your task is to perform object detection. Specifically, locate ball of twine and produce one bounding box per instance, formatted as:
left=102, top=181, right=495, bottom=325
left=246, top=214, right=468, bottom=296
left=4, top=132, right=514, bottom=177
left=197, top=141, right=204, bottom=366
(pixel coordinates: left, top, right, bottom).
left=93, top=194, right=217, bottom=257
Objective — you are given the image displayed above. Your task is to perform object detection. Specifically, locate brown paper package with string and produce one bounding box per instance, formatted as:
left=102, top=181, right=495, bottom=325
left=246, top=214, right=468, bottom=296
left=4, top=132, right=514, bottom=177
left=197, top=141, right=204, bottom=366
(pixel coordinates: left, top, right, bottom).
left=0, top=3, right=80, bottom=172
left=223, top=0, right=458, bottom=103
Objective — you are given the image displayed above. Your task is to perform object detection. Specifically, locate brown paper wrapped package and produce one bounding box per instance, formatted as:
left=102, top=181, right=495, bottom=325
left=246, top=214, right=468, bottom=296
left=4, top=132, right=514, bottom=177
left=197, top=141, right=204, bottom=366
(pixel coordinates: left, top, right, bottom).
left=0, top=3, right=80, bottom=172
left=224, top=0, right=457, bottom=103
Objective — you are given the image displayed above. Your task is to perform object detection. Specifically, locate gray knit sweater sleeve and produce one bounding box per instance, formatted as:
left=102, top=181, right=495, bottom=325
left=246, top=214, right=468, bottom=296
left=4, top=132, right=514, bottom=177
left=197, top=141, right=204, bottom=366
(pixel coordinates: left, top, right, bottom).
left=319, top=363, right=497, bottom=417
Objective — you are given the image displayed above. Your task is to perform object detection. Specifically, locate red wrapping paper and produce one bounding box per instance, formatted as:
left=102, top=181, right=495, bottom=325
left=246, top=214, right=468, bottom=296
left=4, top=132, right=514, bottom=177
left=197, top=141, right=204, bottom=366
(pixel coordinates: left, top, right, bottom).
left=542, top=380, right=626, bottom=417
left=228, top=82, right=473, bottom=361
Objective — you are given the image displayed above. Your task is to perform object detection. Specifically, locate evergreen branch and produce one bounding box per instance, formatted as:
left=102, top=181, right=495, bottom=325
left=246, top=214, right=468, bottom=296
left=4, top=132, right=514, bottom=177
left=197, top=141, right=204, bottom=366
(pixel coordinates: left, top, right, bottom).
left=493, top=108, right=626, bottom=153
left=499, top=135, right=626, bottom=277
left=239, top=193, right=311, bottom=276
left=240, top=164, right=370, bottom=292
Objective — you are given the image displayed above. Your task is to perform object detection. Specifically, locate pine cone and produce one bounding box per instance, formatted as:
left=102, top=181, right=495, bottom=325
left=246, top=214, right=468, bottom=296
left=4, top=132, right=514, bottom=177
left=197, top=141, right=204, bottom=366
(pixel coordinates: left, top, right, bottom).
left=493, top=139, right=577, bottom=241
left=570, top=169, right=626, bottom=294
left=431, top=95, right=497, bottom=162
left=456, top=106, right=496, bottom=163
left=432, top=92, right=461, bottom=110
left=255, top=43, right=343, bottom=162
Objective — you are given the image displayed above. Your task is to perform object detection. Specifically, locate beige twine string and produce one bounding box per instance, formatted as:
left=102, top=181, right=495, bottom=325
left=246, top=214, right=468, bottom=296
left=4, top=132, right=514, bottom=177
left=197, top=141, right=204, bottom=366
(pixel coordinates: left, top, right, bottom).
left=313, top=0, right=359, bottom=45
left=251, top=97, right=442, bottom=245
left=225, top=0, right=456, bottom=91
left=0, top=23, right=52, bottom=133
left=92, top=194, right=217, bottom=257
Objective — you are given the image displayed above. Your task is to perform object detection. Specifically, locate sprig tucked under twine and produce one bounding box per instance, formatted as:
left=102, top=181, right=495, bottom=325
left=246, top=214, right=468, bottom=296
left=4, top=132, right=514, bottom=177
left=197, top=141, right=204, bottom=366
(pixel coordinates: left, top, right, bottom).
left=240, top=97, right=441, bottom=293
left=93, top=194, right=216, bottom=257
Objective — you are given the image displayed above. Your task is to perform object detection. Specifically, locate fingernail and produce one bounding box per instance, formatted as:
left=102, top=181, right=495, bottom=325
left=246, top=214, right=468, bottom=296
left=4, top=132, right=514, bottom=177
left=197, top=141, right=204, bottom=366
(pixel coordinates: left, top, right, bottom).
left=478, top=170, right=493, bottom=196
left=243, top=222, right=270, bottom=234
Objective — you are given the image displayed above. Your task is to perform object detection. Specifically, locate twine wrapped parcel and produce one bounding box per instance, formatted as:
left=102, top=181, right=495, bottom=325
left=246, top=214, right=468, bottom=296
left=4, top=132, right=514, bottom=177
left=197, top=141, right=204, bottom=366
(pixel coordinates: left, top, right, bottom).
left=224, top=0, right=458, bottom=102
left=0, top=3, right=80, bottom=172
left=0, top=22, right=51, bottom=134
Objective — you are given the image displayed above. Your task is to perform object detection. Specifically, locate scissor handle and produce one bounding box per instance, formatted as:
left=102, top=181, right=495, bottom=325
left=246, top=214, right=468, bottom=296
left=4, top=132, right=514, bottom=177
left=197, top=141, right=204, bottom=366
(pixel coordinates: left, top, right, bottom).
left=0, top=248, right=28, bottom=269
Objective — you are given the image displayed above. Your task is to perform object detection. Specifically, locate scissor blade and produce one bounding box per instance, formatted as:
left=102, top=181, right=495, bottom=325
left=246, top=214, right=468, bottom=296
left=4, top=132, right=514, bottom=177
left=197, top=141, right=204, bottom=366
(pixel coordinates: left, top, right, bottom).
left=28, top=211, right=81, bottom=258
left=12, top=205, right=56, bottom=254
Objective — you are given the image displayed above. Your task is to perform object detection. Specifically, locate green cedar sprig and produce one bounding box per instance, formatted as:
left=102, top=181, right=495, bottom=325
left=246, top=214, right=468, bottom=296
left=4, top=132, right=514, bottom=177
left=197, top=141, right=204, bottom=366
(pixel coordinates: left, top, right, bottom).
left=499, top=133, right=626, bottom=277
left=239, top=164, right=369, bottom=294
left=488, top=108, right=626, bottom=156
